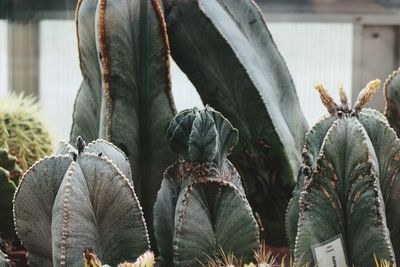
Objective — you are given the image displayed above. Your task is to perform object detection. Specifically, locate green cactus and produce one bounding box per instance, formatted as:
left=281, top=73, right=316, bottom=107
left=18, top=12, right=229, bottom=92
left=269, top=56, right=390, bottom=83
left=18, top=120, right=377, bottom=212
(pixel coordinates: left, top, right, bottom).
left=0, top=94, right=53, bottom=171
left=13, top=137, right=149, bottom=267
left=70, top=0, right=176, bottom=245
left=154, top=107, right=260, bottom=266
left=286, top=80, right=400, bottom=266
left=384, top=68, right=400, bottom=136
left=162, top=0, right=308, bottom=246
left=0, top=148, right=21, bottom=239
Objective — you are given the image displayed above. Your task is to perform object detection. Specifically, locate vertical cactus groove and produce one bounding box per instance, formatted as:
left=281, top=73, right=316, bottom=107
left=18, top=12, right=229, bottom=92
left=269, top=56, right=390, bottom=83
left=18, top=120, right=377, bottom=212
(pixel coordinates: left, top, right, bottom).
left=154, top=107, right=260, bottom=266
left=14, top=138, right=149, bottom=267
left=287, top=80, right=399, bottom=266
left=163, top=0, right=308, bottom=246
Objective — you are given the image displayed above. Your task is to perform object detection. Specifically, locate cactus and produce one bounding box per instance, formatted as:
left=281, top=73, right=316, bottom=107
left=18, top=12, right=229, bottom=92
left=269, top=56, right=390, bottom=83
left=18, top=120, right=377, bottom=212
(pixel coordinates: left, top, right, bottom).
left=13, top=137, right=149, bottom=267
left=384, top=68, right=400, bottom=136
left=162, top=0, right=308, bottom=245
left=286, top=80, right=400, bottom=266
left=70, top=0, right=176, bottom=245
left=153, top=107, right=260, bottom=266
left=0, top=148, right=22, bottom=239
left=0, top=94, right=53, bottom=171
left=83, top=248, right=154, bottom=267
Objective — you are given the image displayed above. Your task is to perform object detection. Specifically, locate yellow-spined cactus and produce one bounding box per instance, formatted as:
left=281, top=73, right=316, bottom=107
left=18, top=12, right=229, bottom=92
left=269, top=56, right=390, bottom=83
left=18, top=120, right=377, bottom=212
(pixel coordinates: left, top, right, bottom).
left=0, top=94, right=53, bottom=171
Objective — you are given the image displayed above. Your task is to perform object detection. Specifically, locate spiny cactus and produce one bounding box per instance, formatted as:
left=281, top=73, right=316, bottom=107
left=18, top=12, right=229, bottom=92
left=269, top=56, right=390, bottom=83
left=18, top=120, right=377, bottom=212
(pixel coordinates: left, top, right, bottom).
left=0, top=148, right=21, bottom=239
left=13, top=137, right=149, bottom=267
left=162, top=0, right=308, bottom=246
left=154, top=107, right=260, bottom=266
left=384, top=68, right=400, bottom=136
left=70, top=0, right=176, bottom=245
left=286, top=80, right=400, bottom=266
left=83, top=248, right=155, bottom=267
left=0, top=94, right=53, bottom=171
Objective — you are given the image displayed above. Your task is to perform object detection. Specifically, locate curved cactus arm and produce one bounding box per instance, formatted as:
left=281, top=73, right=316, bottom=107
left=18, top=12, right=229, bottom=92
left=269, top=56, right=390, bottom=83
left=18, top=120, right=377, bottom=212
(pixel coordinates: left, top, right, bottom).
left=52, top=154, right=149, bottom=267
left=384, top=68, right=400, bottom=136
left=286, top=115, right=337, bottom=249
left=70, top=0, right=103, bottom=142
left=153, top=164, right=182, bottom=266
left=163, top=0, right=307, bottom=245
left=85, top=139, right=133, bottom=185
left=358, top=109, right=400, bottom=262
left=95, top=0, right=176, bottom=242
left=295, top=118, right=395, bottom=266
left=13, top=155, right=73, bottom=262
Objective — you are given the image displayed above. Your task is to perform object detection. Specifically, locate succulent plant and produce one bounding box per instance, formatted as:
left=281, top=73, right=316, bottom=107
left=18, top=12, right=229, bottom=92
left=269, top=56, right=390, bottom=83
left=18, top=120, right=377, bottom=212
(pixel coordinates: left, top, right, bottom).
left=286, top=80, right=400, bottom=266
left=0, top=148, right=22, bottom=239
left=0, top=94, right=53, bottom=171
left=83, top=248, right=154, bottom=267
left=384, top=68, right=400, bottom=137
left=162, top=0, right=308, bottom=246
left=154, top=107, right=260, bottom=266
left=13, top=137, right=149, bottom=267
left=70, top=0, right=176, bottom=245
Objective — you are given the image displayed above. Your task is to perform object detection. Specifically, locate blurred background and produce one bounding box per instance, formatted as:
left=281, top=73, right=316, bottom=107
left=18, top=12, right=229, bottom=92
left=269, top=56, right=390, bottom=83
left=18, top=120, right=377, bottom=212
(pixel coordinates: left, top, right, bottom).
left=0, top=0, right=399, bottom=141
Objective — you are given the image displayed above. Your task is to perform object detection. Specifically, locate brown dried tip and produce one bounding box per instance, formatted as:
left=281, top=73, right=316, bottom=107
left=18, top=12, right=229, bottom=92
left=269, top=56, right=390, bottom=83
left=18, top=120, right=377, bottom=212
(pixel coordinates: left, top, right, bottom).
left=83, top=248, right=102, bottom=267
left=314, top=83, right=337, bottom=115
left=354, top=79, right=381, bottom=111
left=338, top=82, right=348, bottom=105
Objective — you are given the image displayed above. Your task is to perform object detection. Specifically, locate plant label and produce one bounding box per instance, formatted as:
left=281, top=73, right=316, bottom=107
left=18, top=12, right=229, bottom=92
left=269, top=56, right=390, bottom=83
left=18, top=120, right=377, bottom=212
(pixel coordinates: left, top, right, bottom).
left=312, top=234, right=348, bottom=267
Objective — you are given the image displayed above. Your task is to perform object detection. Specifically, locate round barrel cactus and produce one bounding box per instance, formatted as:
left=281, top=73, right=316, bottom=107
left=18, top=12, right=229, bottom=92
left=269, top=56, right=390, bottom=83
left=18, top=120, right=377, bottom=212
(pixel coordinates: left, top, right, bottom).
left=13, top=137, right=149, bottom=267
left=154, top=107, right=260, bottom=266
left=0, top=94, right=53, bottom=171
left=286, top=80, right=399, bottom=266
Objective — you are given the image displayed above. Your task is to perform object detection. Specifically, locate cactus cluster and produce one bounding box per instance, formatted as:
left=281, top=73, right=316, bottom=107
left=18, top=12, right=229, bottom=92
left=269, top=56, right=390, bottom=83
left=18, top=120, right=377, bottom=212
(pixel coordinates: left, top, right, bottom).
left=154, top=107, right=260, bottom=266
left=163, top=0, right=308, bottom=246
left=0, top=94, right=53, bottom=171
left=286, top=80, right=400, bottom=266
left=0, top=148, right=22, bottom=239
left=13, top=137, right=149, bottom=267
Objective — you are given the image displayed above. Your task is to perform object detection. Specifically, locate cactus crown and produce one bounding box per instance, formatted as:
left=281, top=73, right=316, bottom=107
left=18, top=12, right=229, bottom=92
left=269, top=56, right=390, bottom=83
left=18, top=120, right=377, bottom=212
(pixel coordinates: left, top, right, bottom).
left=166, top=106, right=238, bottom=170
left=315, top=79, right=381, bottom=117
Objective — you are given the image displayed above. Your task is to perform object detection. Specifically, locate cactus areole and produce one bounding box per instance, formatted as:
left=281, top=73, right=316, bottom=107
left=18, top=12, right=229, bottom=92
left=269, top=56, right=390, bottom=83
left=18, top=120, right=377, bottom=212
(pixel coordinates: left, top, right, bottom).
left=286, top=80, right=400, bottom=266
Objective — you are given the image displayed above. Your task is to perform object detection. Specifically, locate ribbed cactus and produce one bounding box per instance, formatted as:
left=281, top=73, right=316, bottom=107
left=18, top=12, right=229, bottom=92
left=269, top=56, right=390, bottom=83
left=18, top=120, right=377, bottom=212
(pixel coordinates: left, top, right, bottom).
left=70, top=0, right=176, bottom=245
left=154, top=107, right=260, bottom=266
left=0, top=148, right=21, bottom=239
left=13, top=137, right=149, bottom=267
left=0, top=94, right=53, bottom=171
left=162, top=0, right=308, bottom=245
left=384, top=68, right=400, bottom=136
left=286, top=80, right=400, bottom=266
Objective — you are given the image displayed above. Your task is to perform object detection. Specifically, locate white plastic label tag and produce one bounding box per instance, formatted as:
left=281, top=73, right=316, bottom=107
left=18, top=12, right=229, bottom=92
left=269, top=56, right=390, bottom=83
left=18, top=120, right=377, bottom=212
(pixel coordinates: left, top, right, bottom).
left=312, top=234, right=348, bottom=267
